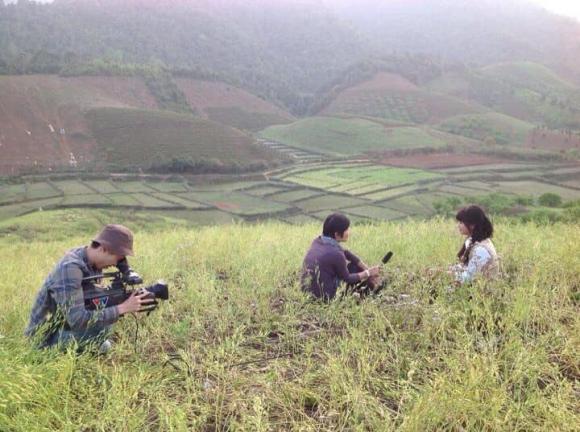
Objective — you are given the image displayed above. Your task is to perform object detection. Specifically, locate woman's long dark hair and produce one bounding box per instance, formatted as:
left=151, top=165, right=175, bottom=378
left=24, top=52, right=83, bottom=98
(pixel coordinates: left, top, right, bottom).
left=456, top=205, right=494, bottom=264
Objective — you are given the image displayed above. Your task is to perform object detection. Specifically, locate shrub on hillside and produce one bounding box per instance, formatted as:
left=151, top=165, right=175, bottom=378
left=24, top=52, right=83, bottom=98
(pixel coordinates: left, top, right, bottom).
left=538, top=192, right=562, bottom=207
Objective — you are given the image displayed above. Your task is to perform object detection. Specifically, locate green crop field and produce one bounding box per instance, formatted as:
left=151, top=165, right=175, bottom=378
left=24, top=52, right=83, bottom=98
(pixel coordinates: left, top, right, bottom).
left=177, top=191, right=290, bottom=216
left=243, top=185, right=291, bottom=197
left=382, top=195, right=432, bottom=216
left=0, top=184, right=26, bottom=204
left=61, top=194, right=111, bottom=206
left=189, top=181, right=265, bottom=193
left=437, top=112, right=534, bottom=145
left=51, top=180, right=95, bottom=196
left=106, top=193, right=144, bottom=207
left=83, top=180, right=121, bottom=194
left=87, top=108, right=279, bottom=169
left=268, top=189, right=323, bottom=203
left=322, top=75, right=483, bottom=124
left=343, top=205, right=407, bottom=220
left=150, top=193, right=208, bottom=209
left=130, top=193, right=178, bottom=208
left=295, top=194, right=370, bottom=213
left=147, top=182, right=189, bottom=193
left=285, top=166, right=442, bottom=195
left=206, top=106, right=293, bottom=132
left=25, top=182, right=61, bottom=200
left=113, top=181, right=157, bottom=193
left=491, top=181, right=580, bottom=200
left=261, top=117, right=453, bottom=156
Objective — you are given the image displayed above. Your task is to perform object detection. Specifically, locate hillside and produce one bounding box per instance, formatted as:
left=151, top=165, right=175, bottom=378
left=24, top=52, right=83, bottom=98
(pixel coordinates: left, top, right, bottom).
left=3, top=0, right=580, bottom=113
left=320, top=71, right=486, bottom=124
left=175, top=79, right=294, bottom=131
left=86, top=108, right=279, bottom=171
left=427, top=62, right=580, bottom=129
left=0, top=75, right=289, bottom=174
left=260, top=116, right=477, bottom=156
left=0, top=75, right=158, bottom=174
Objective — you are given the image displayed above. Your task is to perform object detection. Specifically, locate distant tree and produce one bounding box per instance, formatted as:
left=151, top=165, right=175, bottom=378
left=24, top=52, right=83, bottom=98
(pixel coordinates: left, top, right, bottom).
left=538, top=193, right=562, bottom=208
left=483, top=136, right=497, bottom=147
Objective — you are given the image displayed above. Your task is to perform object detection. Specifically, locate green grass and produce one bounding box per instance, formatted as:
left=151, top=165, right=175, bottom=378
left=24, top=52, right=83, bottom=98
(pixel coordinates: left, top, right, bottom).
left=106, top=193, right=144, bottom=207
left=51, top=180, right=95, bottom=196
left=25, top=182, right=61, bottom=200
left=130, top=193, right=179, bottom=208
left=61, top=194, right=112, bottom=206
left=243, top=185, right=290, bottom=197
left=87, top=107, right=278, bottom=168
left=149, top=193, right=209, bottom=209
left=0, top=197, right=65, bottom=221
left=428, top=61, right=580, bottom=129
left=491, top=181, right=580, bottom=200
left=83, top=180, right=121, bottom=194
left=177, top=191, right=290, bottom=216
left=189, top=181, right=265, bottom=192
left=0, top=184, right=26, bottom=204
left=268, top=189, right=323, bottom=203
left=113, top=181, right=157, bottom=193
left=0, top=219, right=579, bottom=430
left=285, top=166, right=441, bottom=196
left=437, top=112, right=534, bottom=145
left=342, top=205, right=407, bottom=220
left=147, top=182, right=189, bottom=193
left=206, top=107, right=293, bottom=132
left=323, top=80, right=483, bottom=124
left=295, top=194, right=370, bottom=213
left=381, top=195, right=432, bottom=215
left=0, top=203, right=30, bottom=220
left=261, top=117, right=450, bottom=156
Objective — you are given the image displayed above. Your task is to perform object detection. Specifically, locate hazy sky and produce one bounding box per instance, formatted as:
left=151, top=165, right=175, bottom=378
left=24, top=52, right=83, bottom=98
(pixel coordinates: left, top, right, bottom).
left=3, top=0, right=580, bottom=21
left=532, top=0, right=580, bottom=21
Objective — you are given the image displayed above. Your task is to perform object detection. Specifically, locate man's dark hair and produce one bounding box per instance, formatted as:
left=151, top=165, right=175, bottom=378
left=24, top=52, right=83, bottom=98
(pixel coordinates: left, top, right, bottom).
left=323, top=213, right=350, bottom=238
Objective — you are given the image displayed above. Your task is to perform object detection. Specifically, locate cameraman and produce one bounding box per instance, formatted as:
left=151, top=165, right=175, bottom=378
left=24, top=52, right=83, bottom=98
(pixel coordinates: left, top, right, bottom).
left=25, top=224, right=154, bottom=351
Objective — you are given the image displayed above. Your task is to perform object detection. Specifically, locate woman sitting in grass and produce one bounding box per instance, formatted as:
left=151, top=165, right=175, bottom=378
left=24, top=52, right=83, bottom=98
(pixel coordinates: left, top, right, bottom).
left=451, top=205, right=500, bottom=284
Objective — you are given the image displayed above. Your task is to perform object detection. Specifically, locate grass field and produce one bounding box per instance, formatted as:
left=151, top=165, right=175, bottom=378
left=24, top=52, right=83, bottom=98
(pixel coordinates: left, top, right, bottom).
left=260, top=117, right=452, bottom=156
left=1, top=218, right=577, bottom=430
left=437, top=112, right=534, bottom=145
left=283, top=165, right=442, bottom=195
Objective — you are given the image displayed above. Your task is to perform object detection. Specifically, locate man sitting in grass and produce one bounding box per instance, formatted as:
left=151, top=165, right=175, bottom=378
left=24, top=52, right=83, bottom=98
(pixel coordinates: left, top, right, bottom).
left=25, top=224, right=154, bottom=352
left=301, top=213, right=380, bottom=301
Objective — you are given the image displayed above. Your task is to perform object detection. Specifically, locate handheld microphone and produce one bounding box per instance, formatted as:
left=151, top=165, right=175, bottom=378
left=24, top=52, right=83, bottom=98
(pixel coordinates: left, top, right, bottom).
left=381, top=251, right=393, bottom=265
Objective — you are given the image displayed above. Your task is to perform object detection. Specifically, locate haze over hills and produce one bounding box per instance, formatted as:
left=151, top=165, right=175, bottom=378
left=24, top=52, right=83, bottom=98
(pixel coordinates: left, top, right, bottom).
left=1, top=0, right=580, bottom=174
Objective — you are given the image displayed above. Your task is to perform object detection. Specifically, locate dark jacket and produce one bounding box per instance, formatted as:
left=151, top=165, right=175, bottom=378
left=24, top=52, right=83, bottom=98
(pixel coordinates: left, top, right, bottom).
left=301, top=236, right=362, bottom=300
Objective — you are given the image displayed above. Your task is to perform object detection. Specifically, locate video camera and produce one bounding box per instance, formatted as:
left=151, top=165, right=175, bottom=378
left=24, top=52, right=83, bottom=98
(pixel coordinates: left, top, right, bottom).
left=82, top=259, right=168, bottom=312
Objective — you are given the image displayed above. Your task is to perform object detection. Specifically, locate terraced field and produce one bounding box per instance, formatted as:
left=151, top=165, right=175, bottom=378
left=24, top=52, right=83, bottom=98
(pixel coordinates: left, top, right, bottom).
left=1, top=158, right=579, bottom=225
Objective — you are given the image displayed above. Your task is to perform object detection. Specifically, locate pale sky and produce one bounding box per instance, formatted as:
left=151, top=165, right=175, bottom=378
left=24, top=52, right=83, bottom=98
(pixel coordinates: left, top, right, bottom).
left=4, top=0, right=580, bottom=22
left=532, top=0, right=580, bottom=21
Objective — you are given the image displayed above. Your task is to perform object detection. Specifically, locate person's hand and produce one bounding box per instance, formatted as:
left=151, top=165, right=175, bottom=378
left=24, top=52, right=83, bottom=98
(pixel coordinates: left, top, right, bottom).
left=117, top=290, right=156, bottom=315
left=367, top=266, right=380, bottom=277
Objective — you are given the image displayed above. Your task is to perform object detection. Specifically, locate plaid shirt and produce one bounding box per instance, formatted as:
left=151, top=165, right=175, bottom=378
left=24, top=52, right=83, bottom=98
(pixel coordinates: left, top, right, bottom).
left=25, top=246, right=120, bottom=342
